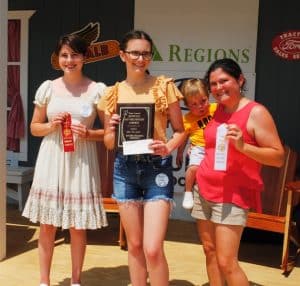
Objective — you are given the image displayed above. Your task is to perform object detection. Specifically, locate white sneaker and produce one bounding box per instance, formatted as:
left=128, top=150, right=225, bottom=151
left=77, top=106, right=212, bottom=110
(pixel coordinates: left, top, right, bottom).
left=182, top=192, right=194, bottom=209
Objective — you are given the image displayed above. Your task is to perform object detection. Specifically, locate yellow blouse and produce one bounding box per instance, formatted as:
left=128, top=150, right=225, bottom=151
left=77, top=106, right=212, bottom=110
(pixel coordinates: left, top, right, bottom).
left=98, top=76, right=183, bottom=142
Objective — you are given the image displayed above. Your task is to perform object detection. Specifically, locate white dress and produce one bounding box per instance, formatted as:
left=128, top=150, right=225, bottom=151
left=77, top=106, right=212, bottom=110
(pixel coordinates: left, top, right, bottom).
left=22, top=80, right=108, bottom=229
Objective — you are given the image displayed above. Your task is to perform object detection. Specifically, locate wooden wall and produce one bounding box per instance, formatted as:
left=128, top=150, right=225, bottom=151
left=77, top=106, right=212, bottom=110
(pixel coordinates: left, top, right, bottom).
left=0, top=0, right=8, bottom=261
left=255, top=0, right=300, bottom=153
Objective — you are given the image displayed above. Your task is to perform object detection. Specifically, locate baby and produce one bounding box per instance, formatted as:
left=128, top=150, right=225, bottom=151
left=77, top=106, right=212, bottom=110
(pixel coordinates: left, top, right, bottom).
left=176, top=78, right=217, bottom=209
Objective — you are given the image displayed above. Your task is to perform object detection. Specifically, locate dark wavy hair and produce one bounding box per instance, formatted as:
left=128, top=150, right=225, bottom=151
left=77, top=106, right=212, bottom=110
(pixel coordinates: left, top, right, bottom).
left=119, top=30, right=153, bottom=53
left=204, top=58, right=246, bottom=92
left=54, top=34, right=88, bottom=56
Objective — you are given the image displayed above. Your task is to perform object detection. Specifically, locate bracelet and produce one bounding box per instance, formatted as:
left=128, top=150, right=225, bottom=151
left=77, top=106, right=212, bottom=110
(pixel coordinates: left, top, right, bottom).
left=85, top=128, right=90, bottom=138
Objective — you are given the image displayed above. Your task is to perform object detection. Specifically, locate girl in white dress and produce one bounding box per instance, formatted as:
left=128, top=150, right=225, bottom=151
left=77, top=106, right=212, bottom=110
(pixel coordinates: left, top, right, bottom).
left=22, top=34, right=108, bottom=286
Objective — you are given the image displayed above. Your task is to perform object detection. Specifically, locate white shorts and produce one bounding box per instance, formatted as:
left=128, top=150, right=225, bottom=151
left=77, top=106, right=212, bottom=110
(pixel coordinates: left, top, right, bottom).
left=188, top=145, right=205, bottom=166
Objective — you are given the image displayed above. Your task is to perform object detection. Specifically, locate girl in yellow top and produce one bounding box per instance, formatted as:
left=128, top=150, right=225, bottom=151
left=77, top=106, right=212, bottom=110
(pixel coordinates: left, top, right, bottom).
left=176, top=79, right=217, bottom=209
left=99, top=30, right=185, bottom=286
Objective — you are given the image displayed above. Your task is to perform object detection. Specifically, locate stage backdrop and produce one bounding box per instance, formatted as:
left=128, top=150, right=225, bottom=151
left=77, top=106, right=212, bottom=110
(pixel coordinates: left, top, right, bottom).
left=135, top=0, right=259, bottom=220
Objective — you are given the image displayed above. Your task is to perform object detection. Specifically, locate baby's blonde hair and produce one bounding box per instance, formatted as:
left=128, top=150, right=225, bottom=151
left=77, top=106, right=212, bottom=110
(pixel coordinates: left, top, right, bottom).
left=180, top=78, right=209, bottom=105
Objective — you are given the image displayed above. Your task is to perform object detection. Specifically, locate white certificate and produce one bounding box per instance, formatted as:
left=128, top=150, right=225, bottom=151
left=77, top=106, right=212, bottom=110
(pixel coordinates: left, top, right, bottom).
left=123, top=139, right=154, bottom=155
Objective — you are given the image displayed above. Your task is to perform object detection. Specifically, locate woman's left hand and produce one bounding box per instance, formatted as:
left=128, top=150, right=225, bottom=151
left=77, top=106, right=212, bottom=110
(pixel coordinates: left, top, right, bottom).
left=226, top=124, right=244, bottom=152
left=149, top=140, right=170, bottom=157
left=71, top=123, right=89, bottom=139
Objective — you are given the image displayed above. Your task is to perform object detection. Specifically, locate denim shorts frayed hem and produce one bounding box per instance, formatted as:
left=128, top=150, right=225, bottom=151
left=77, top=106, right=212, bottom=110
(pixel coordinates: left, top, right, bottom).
left=112, top=196, right=174, bottom=205
left=113, top=197, right=176, bottom=213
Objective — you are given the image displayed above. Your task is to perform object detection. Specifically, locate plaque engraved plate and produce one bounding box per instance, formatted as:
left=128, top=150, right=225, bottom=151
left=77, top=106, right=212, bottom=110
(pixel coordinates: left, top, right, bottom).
left=116, top=103, right=155, bottom=151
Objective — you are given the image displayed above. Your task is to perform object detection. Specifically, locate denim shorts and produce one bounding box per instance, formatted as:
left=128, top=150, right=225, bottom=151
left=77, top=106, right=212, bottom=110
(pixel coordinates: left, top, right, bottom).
left=112, top=153, right=174, bottom=202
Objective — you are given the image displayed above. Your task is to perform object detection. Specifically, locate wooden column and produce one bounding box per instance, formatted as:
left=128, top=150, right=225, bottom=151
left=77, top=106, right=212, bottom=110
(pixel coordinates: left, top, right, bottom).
left=0, top=0, right=7, bottom=260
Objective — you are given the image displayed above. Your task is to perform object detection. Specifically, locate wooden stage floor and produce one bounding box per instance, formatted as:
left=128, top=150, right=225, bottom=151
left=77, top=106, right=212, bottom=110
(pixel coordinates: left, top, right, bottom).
left=1, top=204, right=299, bottom=286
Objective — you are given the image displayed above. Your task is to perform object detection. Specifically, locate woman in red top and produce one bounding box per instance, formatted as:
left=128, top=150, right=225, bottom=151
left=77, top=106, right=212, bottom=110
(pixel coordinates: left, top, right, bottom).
left=193, top=58, right=284, bottom=286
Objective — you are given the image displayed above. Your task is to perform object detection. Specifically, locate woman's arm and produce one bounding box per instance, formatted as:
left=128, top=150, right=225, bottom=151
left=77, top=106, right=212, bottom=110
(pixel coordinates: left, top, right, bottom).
left=227, top=104, right=284, bottom=167
left=71, top=109, right=105, bottom=141
left=166, top=101, right=185, bottom=152
left=176, top=132, right=189, bottom=167
left=103, top=113, right=120, bottom=150
left=150, top=101, right=185, bottom=157
left=30, top=105, right=62, bottom=137
left=31, top=104, right=105, bottom=141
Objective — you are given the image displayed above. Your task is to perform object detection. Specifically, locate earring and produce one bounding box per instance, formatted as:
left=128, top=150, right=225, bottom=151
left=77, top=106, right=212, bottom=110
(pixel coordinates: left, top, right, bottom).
left=240, top=88, right=244, bottom=96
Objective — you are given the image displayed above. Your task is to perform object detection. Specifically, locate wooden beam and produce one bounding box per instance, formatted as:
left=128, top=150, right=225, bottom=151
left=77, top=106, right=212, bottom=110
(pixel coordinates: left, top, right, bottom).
left=0, top=0, right=7, bottom=261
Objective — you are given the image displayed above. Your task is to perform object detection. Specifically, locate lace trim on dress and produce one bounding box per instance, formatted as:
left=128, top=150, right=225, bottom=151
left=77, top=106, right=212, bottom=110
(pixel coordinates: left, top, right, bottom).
left=22, top=187, right=108, bottom=229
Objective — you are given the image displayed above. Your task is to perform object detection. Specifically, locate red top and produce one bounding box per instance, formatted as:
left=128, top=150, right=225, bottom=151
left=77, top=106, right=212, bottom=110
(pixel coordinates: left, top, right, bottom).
left=196, top=101, right=263, bottom=211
